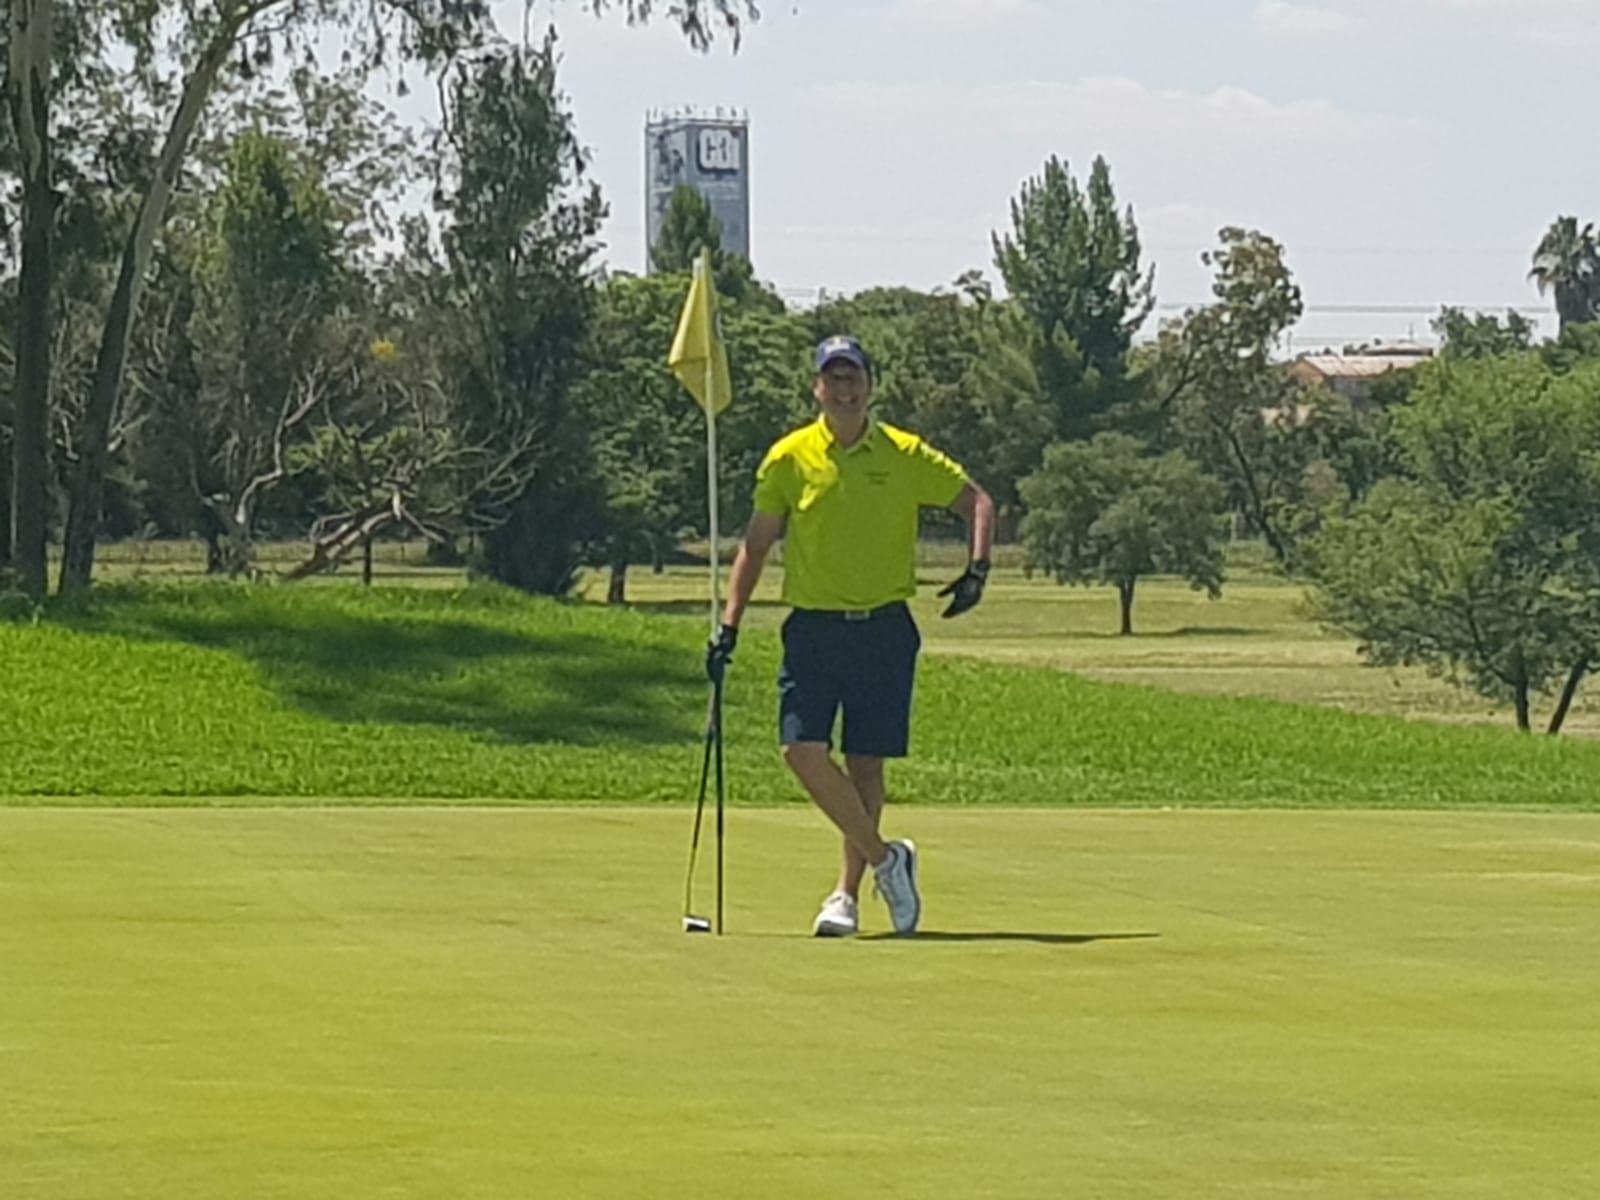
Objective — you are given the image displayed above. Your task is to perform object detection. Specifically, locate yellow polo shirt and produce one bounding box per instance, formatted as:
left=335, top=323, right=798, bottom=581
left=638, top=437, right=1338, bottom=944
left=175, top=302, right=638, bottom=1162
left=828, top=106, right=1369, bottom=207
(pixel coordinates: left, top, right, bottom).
left=752, top=418, right=970, bottom=610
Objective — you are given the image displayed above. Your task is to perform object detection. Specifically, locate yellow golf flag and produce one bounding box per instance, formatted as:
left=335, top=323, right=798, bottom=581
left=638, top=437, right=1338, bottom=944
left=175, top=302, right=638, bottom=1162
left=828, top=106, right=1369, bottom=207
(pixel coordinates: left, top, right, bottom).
left=668, top=247, right=733, bottom=416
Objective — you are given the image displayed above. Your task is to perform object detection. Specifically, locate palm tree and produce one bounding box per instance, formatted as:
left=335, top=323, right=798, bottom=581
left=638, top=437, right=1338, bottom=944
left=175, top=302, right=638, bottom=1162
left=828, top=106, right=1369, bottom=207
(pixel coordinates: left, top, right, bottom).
left=1529, top=216, right=1600, bottom=335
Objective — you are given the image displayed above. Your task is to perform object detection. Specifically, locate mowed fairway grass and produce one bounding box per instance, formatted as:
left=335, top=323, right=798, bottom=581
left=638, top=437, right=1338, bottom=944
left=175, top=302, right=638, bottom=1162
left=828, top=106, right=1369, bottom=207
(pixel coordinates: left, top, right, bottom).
left=4, top=575, right=1600, bottom=1196
left=5, top=581, right=1600, bottom=805
left=3, top=807, right=1597, bottom=1198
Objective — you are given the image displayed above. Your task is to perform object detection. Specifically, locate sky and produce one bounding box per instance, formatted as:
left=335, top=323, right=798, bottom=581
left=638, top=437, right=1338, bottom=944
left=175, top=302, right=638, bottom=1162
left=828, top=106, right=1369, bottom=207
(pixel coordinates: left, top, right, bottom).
left=461, top=0, right=1599, bottom=347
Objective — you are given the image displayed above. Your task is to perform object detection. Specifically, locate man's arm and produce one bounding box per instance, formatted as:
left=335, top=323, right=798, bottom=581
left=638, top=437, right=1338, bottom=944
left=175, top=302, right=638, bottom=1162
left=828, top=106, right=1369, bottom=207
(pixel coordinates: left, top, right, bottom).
left=706, top=512, right=784, bottom=682
left=721, top=511, right=785, bottom=630
left=937, top=483, right=996, bottom=618
left=949, top=482, right=995, bottom=565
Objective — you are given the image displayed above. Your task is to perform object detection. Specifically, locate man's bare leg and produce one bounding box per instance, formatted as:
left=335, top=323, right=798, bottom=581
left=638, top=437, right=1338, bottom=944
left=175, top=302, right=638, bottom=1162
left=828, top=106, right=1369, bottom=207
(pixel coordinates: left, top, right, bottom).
left=839, top=754, right=886, bottom=899
left=782, top=742, right=889, bottom=867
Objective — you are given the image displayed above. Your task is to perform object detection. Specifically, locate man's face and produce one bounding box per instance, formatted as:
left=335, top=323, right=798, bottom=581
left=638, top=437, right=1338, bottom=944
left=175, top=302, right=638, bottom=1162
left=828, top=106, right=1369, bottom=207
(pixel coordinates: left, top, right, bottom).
left=813, top=359, right=872, bottom=423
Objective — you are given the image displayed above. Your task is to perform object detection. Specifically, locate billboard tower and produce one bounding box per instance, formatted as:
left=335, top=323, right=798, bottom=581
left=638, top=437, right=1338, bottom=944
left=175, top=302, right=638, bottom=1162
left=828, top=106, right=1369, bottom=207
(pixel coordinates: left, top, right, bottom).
left=645, top=109, right=750, bottom=268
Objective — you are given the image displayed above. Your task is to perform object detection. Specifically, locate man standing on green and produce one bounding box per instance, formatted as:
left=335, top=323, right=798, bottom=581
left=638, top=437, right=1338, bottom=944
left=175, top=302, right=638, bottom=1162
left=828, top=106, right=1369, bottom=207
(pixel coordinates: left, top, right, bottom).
left=707, top=335, right=995, bottom=937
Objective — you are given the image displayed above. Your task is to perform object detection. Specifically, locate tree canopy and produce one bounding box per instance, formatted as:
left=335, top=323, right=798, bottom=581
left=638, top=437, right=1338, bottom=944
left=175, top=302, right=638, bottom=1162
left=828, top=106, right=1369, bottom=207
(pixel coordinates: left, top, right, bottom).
left=1135, top=227, right=1308, bottom=564
left=1310, top=356, right=1600, bottom=733
left=1529, top=216, right=1600, bottom=335
left=1019, top=432, right=1226, bottom=636
left=993, top=155, right=1153, bottom=442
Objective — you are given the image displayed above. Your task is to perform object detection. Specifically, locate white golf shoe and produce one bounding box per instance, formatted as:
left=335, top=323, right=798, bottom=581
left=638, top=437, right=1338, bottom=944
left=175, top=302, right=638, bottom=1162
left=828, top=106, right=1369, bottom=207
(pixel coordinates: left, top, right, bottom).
left=812, top=891, right=859, bottom=938
left=872, top=839, right=921, bottom=935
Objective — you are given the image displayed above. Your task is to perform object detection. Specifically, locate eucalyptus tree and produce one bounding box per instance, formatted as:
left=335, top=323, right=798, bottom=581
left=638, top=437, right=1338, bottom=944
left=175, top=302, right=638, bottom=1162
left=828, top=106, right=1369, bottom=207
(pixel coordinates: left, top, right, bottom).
left=1, top=222, right=13, bottom=572
left=116, top=67, right=419, bottom=556
left=258, top=22, right=760, bottom=584
left=1137, top=227, right=1309, bottom=564
left=5, top=0, right=59, bottom=594
left=10, top=2, right=498, bottom=596
left=186, top=130, right=343, bottom=576
left=5, top=5, right=163, bottom=587
left=436, top=33, right=607, bottom=594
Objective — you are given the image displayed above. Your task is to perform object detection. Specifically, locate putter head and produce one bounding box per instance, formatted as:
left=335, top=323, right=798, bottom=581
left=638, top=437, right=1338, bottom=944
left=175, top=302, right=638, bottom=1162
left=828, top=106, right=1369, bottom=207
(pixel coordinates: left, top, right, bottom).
left=683, top=915, right=712, bottom=934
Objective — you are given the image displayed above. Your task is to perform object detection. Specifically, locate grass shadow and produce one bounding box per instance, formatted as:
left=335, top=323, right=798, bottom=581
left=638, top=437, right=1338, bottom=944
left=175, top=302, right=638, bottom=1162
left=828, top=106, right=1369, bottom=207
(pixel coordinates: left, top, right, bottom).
left=860, top=931, right=1161, bottom=945
left=49, top=589, right=701, bottom=749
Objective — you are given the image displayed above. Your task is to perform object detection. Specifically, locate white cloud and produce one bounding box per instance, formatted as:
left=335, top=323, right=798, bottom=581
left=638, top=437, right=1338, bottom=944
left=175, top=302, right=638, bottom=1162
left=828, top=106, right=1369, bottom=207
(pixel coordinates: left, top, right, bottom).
left=1377, top=0, right=1595, bottom=10
left=1520, top=23, right=1600, bottom=48
left=1347, top=0, right=1600, bottom=42
left=786, top=75, right=1443, bottom=296
left=810, top=76, right=1424, bottom=149
left=1253, top=2, right=1360, bottom=35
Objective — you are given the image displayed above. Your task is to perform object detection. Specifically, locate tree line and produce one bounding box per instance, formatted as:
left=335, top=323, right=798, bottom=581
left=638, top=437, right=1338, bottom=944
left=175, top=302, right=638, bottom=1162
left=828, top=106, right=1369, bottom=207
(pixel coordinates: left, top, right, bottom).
left=6, top=4, right=1600, bottom=732
left=1, top=0, right=758, bottom=598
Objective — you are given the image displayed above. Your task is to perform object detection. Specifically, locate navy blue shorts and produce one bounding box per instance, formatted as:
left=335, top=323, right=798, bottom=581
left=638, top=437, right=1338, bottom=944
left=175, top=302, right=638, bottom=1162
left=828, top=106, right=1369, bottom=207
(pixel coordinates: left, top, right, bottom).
left=777, top=603, right=922, bottom=758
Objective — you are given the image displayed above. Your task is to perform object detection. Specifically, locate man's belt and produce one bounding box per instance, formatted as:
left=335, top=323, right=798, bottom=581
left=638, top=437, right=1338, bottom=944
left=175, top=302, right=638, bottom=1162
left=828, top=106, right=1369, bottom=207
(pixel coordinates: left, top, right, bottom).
left=794, top=601, right=907, bottom=622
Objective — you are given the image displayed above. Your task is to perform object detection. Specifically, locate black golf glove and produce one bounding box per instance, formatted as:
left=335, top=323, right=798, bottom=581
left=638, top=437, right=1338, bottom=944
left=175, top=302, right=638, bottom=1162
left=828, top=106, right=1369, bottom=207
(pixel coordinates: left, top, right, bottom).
left=937, top=558, right=990, bottom=619
left=705, top=623, right=739, bottom=684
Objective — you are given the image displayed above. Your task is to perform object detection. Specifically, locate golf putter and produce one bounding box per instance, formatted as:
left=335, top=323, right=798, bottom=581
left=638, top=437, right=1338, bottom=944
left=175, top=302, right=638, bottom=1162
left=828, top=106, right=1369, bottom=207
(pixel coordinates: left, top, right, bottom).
left=682, top=676, right=724, bottom=934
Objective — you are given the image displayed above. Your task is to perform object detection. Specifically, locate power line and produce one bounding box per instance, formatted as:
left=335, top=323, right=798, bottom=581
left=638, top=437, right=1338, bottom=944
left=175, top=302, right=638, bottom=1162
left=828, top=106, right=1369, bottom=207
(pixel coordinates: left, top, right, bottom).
left=1156, top=302, right=1554, bottom=316
left=777, top=289, right=1553, bottom=318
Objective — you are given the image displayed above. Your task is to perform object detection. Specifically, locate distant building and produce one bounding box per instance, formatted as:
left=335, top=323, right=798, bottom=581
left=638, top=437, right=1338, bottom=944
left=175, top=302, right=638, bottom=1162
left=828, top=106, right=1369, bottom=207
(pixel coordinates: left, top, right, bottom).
left=645, top=110, right=750, bottom=267
left=1290, top=343, right=1433, bottom=410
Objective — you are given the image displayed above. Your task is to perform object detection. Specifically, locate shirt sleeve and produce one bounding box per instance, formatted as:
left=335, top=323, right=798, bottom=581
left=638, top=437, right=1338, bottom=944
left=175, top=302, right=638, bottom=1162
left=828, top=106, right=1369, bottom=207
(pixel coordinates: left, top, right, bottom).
left=907, top=437, right=971, bottom=507
left=752, top=446, right=793, bottom=515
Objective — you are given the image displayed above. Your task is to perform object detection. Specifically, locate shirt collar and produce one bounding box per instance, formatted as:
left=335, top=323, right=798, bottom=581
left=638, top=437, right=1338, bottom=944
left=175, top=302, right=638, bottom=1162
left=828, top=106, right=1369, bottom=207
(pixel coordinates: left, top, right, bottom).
left=816, top=416, right=878, bottom=455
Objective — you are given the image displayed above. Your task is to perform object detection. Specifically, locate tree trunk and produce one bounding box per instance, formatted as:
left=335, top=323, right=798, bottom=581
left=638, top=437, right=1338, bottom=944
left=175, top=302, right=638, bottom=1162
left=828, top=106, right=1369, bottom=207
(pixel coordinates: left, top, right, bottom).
left=58, top=14, right=248, bottom=594
left=424, top=538, right=463, bottom=567
left=6, top=0, right=54, bottom=599
left=1547, top=660, right=1588, bottom=736
left=0, top=426, right=12, bottom=569
left=282, top=504, right=398, bottom=582
left=1118, top=579, right=1135, bottom=636
left=203, top=525, right=225, bottom=575
left=199, top=496, right=255, bottom=578
left=607, top=560, right=628, bottom=605
left=362, top=536, right=374, bottom=586
left=1513, top=682, right=1531, bottom=733
left=1221, top=420, right=1289, bottom=565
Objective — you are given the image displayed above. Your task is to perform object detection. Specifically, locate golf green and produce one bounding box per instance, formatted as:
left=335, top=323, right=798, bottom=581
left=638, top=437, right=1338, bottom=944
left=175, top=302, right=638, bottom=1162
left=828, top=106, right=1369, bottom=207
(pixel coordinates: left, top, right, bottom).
left=3, top=807, right=1596, bottom=1198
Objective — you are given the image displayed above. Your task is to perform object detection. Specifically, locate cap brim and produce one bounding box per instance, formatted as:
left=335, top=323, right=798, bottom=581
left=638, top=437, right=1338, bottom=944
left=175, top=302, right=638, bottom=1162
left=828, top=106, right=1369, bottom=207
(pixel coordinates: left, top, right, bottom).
left=818, top=351, right=869, bottom=372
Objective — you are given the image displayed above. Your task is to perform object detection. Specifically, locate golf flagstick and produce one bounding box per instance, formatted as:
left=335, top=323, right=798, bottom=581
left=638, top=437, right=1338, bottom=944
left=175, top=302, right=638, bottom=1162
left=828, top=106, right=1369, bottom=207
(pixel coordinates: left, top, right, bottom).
left=706, top=319, right=725, bottom=936
left=669, top=248, right=733, bottom=936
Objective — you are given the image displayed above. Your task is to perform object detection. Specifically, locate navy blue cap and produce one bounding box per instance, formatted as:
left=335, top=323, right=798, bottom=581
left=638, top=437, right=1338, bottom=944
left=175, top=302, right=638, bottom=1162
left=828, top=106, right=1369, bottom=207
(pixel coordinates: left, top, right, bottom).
left=815, top=335, right=871, bottom=374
